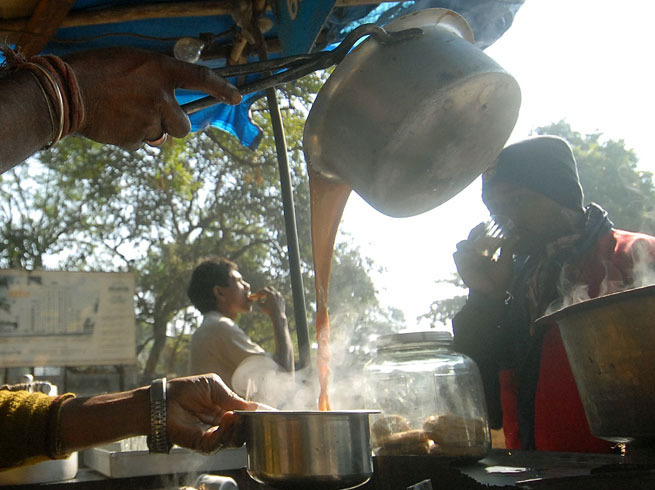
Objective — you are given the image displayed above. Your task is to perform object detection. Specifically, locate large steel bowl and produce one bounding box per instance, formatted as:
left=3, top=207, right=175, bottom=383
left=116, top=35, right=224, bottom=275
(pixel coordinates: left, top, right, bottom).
left=536, top=285, right=655, bottom=442
left=236, top=410, right=377, bottom=490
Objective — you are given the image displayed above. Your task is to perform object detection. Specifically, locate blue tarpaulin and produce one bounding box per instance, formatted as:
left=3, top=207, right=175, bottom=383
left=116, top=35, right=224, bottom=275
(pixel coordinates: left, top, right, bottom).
left=2, top=0, right=524, bottom=149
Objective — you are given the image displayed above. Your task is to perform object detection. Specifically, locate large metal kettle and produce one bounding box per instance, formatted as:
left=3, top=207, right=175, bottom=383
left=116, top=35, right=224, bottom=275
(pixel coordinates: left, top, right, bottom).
left=303, top=9, right=521, bottom=218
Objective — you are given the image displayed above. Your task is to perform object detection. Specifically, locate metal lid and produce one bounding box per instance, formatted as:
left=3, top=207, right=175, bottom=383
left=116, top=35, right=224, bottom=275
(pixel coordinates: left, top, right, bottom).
left=376, top=330, right=453, bottom=349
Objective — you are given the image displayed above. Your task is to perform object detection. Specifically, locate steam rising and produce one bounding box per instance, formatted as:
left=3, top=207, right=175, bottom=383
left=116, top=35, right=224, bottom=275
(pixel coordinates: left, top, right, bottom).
left=244, top=308, right=385, bottom=410
left=545, top=238, right=655, bottom=316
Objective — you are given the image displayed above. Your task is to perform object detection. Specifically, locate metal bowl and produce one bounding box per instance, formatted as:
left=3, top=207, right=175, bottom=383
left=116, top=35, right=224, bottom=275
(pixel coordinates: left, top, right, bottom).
left=236, top=410, right=378, bottom=490
left=536, top=285, right=655, bottom=442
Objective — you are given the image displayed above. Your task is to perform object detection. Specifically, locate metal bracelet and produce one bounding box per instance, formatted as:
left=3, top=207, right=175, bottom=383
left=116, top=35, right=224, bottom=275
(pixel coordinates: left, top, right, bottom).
left=147, top=377, right=173, bottom=454
left=28, top=71, right=56, bottom=145
left=24, top=62, right=65, bottom=149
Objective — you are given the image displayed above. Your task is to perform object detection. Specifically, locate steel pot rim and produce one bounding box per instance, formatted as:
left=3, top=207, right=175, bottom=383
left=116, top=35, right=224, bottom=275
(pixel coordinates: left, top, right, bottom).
left=235, top=409, right=380, bottom=416
left=535, top=284, right=655, bottom=326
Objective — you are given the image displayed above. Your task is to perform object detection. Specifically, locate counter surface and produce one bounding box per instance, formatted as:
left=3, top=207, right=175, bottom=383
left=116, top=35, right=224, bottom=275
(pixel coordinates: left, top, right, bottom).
left=3, top=449, right=654, bottom=490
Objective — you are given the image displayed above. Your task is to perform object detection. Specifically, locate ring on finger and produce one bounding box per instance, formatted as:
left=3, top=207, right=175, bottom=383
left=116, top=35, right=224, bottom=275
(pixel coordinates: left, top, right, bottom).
left=145, top=132, right=168, bottom=147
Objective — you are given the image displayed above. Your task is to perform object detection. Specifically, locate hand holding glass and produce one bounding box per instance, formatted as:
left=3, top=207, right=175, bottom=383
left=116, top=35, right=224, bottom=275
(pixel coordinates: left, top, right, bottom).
left=468, top=215, right=515, bottom=259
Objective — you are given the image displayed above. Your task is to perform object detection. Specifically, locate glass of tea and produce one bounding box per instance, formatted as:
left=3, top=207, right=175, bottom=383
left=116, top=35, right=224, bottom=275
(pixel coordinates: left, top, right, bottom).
left=468, top=215, right=515, bottom=259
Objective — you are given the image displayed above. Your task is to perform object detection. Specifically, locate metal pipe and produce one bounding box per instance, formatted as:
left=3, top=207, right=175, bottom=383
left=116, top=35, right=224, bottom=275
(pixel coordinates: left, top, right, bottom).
left=182, top=25, right=423, bottom=115
left=265, top=87, right=311, bottom=370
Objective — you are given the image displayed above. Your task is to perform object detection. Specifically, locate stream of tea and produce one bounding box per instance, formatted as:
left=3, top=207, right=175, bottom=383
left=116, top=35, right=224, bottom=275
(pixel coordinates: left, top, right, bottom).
left=309, top=170, right=352, bottom=411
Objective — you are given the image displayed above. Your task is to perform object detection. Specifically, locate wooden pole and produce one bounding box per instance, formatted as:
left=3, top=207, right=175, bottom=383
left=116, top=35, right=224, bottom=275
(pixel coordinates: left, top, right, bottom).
left=0, top=0, right=400, bottom=36
left=16, top=0, right=75, bottom=57
left=0, top=0, right=402, bottom=48
left=0, top=1, right=235, bottom=33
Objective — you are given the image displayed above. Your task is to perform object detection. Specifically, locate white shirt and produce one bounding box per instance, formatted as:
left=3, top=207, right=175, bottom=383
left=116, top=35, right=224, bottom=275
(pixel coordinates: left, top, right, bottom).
left=189, top=311, right=267, bottom=390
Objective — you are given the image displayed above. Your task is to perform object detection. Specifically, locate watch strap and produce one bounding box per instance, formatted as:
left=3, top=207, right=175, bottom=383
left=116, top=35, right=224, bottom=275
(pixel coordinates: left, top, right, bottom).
left=147, top=377, right=173, bottom=453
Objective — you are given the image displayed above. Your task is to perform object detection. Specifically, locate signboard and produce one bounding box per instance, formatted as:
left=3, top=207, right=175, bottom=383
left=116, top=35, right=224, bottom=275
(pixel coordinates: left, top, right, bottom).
left=277, top=0, right=337, bottom=55
left=0, top=270, right=136, bottom=368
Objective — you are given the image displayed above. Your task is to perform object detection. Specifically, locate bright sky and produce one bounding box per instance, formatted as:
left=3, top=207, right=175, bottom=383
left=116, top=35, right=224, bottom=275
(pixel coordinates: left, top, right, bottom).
left=336, top=0, right=655, bottom=328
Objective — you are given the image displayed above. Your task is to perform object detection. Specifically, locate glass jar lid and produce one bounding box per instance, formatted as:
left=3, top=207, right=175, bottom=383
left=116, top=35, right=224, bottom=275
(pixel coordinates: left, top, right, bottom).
left=376, top=330, right=453, bottom=351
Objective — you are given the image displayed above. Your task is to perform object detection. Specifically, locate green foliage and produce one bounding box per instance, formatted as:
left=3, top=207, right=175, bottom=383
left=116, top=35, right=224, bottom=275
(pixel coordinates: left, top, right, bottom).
left=419, top=274, right=467, bottom=329
left=534, top=121, right=655, bottom=234
left=0, top=164, right=92, bottom=269
left=0, top=71, right=397, bottom=378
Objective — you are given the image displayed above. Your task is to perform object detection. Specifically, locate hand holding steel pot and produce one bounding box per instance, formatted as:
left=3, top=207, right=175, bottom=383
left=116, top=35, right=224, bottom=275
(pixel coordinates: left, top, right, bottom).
left=236, top=410, right=378, bottom=490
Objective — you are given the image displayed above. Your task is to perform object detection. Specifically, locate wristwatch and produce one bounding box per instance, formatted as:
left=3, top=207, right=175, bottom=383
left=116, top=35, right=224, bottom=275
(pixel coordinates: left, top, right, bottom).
left=147, top=377, right=173, bottom=454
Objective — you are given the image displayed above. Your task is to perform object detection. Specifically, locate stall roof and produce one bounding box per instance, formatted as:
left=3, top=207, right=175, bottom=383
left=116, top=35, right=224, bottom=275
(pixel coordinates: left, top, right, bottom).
left=1, top=0, right=524, bottom=149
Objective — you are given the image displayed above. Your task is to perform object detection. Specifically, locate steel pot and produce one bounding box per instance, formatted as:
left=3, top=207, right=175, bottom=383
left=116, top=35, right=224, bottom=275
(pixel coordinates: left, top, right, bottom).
left=303, top=8, right=521, bottom=218
left=236, top=410, right=377, bottom=490
left=535, top=285, right=655, bottom=442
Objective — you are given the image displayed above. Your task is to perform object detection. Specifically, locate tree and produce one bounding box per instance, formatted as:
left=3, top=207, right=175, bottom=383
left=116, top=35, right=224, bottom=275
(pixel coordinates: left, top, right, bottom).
left=0, top=74, right=399, bottom=380
left=422, top=121, right=655, bottom=326
left=326, top=241, right=402, bottom=368
left=535, top=121, right=655, bottom=235
left=0, top=164, right=92, bottom=269
left=418, top=274, right=467, bottom=328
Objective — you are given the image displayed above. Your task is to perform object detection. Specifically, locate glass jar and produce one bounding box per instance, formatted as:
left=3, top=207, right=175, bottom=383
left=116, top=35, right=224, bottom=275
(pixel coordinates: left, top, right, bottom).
left=363, top=330, right=490, bottom=460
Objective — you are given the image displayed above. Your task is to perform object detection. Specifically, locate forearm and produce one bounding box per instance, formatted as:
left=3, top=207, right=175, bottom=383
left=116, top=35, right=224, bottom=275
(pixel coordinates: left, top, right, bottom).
left=0, top=69, right=53, bottom=172
left=271, top=315, right=294, bottom=372
left=58, top=386, right=150, bottom=453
